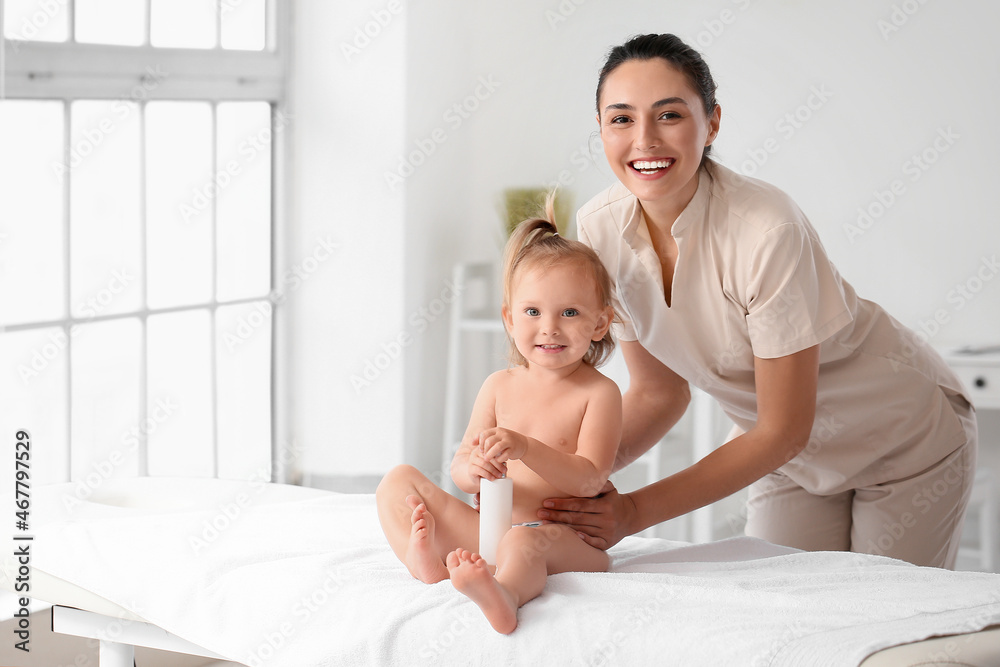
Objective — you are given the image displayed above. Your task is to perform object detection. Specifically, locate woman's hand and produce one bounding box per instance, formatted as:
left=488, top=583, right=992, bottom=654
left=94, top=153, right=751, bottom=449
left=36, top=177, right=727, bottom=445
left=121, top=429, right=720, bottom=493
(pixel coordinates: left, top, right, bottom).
left=478, top=427, right=529, bottom=467
left=537, top=481, right=637, bottom=550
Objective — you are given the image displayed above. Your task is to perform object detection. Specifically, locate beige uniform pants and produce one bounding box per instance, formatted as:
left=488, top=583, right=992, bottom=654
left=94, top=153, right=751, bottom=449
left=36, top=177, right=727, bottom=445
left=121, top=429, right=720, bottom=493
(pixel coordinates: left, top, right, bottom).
left=744, top=399, right=977, bottom=569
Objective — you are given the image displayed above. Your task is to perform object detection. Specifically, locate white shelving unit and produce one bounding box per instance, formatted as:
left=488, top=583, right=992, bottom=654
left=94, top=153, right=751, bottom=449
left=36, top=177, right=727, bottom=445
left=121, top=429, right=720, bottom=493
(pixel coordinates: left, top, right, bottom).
left=942, top=348, right=1000, bottom=571
left=440, top=262, right=506, bottom=493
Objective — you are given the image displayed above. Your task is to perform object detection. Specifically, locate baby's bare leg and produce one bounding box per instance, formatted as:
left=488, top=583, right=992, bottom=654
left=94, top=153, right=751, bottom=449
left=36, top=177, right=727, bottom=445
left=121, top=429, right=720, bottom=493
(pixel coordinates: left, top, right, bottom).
left=375, top=464, right=478, bottom=583
left=402, top=495, right=449, bottom=583
left=449, top=524, right=608, bottom=633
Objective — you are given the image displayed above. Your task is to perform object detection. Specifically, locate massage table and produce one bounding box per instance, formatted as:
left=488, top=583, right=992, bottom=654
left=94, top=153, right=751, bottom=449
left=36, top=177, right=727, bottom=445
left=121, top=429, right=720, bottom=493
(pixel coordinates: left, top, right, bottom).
left=3, top=476, right=1000, bottom=666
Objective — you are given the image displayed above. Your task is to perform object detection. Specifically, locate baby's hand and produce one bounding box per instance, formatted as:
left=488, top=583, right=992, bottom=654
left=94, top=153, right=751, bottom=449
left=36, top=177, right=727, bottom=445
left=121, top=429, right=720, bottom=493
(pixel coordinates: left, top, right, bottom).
left=479, top=427, right=529, bottom=466
left=467, top=437, right=506, bottom=483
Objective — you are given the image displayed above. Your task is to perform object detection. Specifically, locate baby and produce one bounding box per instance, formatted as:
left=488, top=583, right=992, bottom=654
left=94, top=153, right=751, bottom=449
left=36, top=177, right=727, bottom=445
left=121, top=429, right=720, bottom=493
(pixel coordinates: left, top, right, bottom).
left=376, top=203, right=622, bottom=633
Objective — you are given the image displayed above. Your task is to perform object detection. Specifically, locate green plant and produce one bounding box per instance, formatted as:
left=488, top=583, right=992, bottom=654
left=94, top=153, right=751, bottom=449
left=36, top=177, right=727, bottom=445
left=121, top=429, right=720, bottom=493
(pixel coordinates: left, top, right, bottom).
left=500, top=187, right=572, bottom=239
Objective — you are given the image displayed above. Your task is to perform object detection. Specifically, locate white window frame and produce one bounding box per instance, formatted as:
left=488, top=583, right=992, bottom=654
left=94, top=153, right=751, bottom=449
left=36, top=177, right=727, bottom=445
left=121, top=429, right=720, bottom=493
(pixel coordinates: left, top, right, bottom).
left=0, top=0, right=293, bottom=482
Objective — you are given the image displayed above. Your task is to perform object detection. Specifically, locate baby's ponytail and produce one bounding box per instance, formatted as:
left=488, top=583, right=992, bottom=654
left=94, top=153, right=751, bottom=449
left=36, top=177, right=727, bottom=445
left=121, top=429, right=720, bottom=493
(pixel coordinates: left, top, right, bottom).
left=502, top=191, right=560, bottom=310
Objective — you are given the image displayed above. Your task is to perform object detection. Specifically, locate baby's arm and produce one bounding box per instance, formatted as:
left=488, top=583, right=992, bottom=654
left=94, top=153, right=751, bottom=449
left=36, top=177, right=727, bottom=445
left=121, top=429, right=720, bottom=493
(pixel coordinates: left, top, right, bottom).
left=450, top=372, right=506, bottom=494
left=481, top=377, right=622, bottom=498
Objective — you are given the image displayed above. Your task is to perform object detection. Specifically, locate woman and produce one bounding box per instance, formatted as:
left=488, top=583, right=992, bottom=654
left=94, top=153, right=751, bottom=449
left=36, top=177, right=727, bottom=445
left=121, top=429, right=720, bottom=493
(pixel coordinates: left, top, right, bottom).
left=537, top=33, right=977, bottom=568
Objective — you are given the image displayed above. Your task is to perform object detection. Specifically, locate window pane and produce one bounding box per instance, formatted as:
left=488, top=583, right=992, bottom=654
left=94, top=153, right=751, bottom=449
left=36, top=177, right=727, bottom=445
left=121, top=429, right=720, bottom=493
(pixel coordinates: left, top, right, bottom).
left=217, top=102, right=271, bottom=301
left=70, top=101, right=143, bottom=318
left=3, top=0, right=69, bottom=42
left=0, top=328, right=69, bottom=490
left=75, top=0, right=146, bottom=46
left=146, top=102, right=213, bottom=309
left=71, top=318, right=142, bottom=482
left=216, top=302, right=271, bottom=479
left=147, top=310, right=213, bottom=476
left=0, top=101, right=65, bottom=325
left=150, top=0, right=216, bottom=49
left=221, top=0, right=266, bottom=51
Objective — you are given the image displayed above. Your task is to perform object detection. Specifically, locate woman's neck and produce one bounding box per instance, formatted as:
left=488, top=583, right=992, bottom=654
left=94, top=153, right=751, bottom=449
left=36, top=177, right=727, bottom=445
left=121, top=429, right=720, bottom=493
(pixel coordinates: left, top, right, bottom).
left=638, top=168, right=702, bottom=236
left=640, top=201, right=681, bottom=237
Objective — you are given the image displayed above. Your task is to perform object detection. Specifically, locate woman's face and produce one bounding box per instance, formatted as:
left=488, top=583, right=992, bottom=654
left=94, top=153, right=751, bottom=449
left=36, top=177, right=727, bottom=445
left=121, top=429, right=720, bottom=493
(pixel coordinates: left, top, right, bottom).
left=598, top=58, right=720, bottom=220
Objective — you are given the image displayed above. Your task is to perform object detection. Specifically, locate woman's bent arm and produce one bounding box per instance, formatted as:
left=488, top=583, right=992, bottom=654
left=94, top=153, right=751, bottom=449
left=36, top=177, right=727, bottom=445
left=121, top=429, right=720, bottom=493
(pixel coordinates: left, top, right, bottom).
left=626, top=344, right=820, bottom=535
left=615, top=340, right=691, bottom=472
left=542, top=344, right=820, bottom=549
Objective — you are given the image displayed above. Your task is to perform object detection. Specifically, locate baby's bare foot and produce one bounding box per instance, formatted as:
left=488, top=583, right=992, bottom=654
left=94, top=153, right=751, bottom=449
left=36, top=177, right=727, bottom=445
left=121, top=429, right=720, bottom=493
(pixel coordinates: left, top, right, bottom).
left=404, top=495, right=448, bottom=584
left=446, top=549, right=518, bottom=634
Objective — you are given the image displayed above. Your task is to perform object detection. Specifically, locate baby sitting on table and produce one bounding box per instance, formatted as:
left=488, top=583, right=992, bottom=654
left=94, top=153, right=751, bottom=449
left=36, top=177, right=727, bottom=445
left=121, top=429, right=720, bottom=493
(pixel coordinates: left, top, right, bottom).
left=376, top=203, right=622, bottom=633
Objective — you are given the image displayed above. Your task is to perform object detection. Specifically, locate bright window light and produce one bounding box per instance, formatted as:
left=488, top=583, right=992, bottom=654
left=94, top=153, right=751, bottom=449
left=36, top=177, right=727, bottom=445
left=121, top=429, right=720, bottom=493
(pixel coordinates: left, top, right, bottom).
left=147, top=310, right=214, bottom=476
left=70, top=100, right=143, bottom=319
left=216, top=302, right=272, bottom=479
left=145, top=101, right=214, bottom=310
left=221, top=0, right=267, bottom=51
left=75, top=0, right=146, bottom=46
left=0, top=100, right=66, bottom=325
left=3, top=0, right=70, bottom=42
left=3, top=2, right=283, bottom=484
left=71, top=318, right=142, bottom=481
left=216, top=101, right=272, bottom=301
left=0, top=328, right=69, bottom=487
left=150, top=0, right=217, bottom=49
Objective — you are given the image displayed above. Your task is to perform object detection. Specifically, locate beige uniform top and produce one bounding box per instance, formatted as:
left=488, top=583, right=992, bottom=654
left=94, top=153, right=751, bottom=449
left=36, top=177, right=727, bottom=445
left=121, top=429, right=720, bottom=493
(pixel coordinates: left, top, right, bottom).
left=577, top=162, right=971, bottom=495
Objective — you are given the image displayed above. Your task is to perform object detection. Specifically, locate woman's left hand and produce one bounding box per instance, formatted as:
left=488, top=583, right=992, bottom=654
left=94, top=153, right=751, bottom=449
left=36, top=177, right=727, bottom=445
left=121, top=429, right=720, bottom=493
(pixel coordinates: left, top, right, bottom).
left=538, top=481, right=637, bottom=550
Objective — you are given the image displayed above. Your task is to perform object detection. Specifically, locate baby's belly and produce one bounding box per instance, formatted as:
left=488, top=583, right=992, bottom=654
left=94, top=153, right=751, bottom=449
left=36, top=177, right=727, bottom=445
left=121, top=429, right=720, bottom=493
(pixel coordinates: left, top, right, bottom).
left=506, top=461, right=570, bottom=524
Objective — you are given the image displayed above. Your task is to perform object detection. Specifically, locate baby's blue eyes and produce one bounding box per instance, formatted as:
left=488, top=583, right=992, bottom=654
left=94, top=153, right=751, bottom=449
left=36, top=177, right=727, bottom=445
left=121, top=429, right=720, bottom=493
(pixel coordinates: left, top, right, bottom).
left=523, top=308, right=579, bottom=317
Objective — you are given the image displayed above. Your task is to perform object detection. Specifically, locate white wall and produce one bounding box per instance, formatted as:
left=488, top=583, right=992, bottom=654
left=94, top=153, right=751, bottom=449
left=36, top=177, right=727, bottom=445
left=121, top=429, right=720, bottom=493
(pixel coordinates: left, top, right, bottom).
left=290, top=0, right=1000, bottom=480
left=401, top=2, right=476, bottom=477
left=288, top=1, right=408, bottom=478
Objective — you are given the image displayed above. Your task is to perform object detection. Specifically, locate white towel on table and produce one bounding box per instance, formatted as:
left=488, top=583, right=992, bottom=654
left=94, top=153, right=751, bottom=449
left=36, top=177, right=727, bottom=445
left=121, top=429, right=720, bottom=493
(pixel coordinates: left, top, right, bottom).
left=3, top=478, right=999, bottom=667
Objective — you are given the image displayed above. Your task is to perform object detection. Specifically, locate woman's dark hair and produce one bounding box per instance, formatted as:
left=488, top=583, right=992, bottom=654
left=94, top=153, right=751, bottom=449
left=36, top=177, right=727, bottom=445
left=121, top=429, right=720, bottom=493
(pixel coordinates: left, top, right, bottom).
left=596, top=33, right=718, bottom=163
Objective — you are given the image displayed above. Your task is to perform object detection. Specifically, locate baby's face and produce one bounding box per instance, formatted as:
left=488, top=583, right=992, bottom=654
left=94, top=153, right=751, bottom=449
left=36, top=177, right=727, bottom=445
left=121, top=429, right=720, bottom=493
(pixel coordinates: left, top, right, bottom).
left=504, top=262, right=611, bottom=371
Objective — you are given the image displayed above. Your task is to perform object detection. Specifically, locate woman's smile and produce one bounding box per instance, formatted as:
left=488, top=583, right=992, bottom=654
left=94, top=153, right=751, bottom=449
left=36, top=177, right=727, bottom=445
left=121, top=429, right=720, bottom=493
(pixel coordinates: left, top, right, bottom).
left=629, top=158, right=675, bottom=177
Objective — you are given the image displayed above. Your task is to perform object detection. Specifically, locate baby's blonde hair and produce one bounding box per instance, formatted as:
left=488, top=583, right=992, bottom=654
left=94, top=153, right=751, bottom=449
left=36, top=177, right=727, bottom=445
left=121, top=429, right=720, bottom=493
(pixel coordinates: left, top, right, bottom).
left=501, top=193, right=616, bottom=368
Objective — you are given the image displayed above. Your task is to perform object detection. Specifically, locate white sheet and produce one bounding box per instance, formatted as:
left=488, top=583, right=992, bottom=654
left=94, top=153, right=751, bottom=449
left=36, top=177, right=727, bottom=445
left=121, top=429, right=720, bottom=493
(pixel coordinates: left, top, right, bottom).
left=3, top=477, right=1000, bottom=667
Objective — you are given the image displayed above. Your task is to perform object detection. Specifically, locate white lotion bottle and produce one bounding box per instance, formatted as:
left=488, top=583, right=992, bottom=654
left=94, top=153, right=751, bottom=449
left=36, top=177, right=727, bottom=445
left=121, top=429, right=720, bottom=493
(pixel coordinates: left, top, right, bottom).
left=478, top=475, right=513, bottom=567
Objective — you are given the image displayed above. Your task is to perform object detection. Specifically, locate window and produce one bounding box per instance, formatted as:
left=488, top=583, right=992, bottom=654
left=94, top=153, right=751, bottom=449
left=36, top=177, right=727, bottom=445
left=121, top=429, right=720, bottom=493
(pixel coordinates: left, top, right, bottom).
left=0, top=0, right=287, bottom=486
